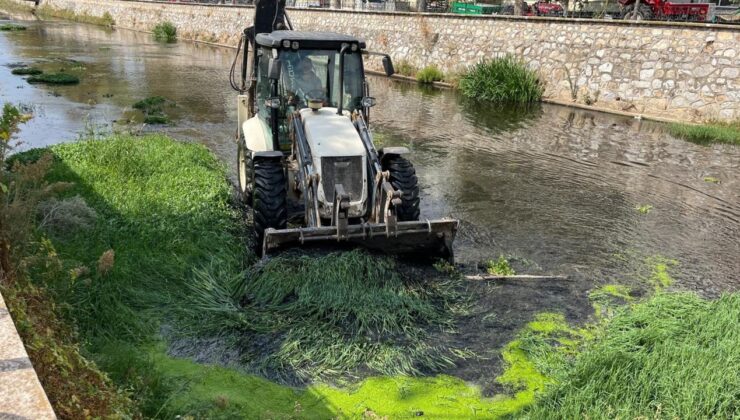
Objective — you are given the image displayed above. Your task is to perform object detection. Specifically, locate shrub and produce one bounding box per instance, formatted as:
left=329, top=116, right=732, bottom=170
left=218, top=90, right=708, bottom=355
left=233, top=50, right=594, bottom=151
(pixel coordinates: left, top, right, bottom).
left=153, top=21, right=177, bottom=43
left=11, top=67, right=43, bottom=76
left=27, top=73, right=80, bottom=85
left=395, top=60, right=417, bottom=77
left=38, top=195, right=98, bottom=237
left=416, top=65, right=445, bottom=84
left=668, top=120, right=740, bottom=146
left=101, top=11, right=115, bottom=27
left=459, top=55, right=543, bottom=103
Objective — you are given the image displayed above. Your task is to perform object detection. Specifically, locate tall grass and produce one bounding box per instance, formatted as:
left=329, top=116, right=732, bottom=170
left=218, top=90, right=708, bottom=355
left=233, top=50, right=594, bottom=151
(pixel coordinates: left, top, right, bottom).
left=459, top=55, right=543, bottom=103
left=525, top=293, right=740, bottom=418
left=668, top=120, right=740, bottom=146
left=153, top=21, right=177, bottom=43
left=416, top=65, right=445, bottom=84
left=181, top=250, right=467, bottom=381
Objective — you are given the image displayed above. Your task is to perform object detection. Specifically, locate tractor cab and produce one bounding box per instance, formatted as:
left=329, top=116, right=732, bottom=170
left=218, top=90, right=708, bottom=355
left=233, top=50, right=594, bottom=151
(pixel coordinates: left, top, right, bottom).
left=249, top=31, right=379, bottom=151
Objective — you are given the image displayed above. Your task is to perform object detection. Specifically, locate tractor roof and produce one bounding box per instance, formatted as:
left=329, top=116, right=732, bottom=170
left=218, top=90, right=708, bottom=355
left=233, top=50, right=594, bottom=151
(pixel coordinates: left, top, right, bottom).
left=255, top=31, right=366, bottom=50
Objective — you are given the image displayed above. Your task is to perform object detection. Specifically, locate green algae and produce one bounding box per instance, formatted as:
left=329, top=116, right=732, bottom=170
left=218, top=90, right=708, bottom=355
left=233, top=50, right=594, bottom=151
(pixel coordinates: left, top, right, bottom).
left=589, top=284, right=633, bottom=318
left=645, top=255, right=678, bottom=291
left=486, top=255, right=515, bottom=276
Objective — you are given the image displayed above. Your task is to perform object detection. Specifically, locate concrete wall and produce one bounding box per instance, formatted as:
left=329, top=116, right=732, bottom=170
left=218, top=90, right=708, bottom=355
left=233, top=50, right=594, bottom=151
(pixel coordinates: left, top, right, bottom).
left=15, top=0, right=740, bottom=121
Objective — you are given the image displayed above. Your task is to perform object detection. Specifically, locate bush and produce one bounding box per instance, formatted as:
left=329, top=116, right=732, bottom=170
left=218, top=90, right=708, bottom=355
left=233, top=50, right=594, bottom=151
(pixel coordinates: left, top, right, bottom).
left=395, top=60, right=417, bottom=77
left=459, top=55, right=543, bottom=103
left=416, top=65, right=445, bottom=84
left=668, top=120, right=740, bottom=146
left=153, top=21, right=177, bottom=43
left=38, top=195, right=98, bottom=237
left=11, top=67, right=43, bottom=76
left=27, top=73, right=80, bottom=85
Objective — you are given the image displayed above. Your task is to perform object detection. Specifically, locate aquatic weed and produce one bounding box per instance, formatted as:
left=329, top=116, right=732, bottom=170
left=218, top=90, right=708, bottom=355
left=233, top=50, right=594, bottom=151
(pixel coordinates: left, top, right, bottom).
left=459, top=55, right=543, bottom=103
left=153, top=21, right=177, bottom=43
left=27, top=72, right=80, bottom=85
left=486, top=255, right=515, bottom=276
left=416, top=65, right=444, bottom=84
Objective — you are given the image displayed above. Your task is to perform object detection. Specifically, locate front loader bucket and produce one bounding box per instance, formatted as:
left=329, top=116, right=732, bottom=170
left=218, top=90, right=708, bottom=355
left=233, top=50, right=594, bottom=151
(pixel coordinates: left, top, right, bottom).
left=263, top=218, right=459, bottom=261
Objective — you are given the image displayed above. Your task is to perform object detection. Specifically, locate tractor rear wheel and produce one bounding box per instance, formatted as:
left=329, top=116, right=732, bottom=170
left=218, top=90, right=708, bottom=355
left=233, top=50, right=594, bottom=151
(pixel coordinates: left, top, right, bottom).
left=622, top=4, right=653, bottom=20
left=252, top=157, right=287, bottom=253
left=237, top=139, right=253, bottom=203
left=383, top=155, right=420, bottom=221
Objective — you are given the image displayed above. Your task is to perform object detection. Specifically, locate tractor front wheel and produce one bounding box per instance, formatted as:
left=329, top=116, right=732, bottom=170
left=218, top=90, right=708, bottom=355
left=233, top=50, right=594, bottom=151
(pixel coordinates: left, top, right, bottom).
left=252, top=157, right=287, bottom=254
left=383, top=155, right=420, bottom=221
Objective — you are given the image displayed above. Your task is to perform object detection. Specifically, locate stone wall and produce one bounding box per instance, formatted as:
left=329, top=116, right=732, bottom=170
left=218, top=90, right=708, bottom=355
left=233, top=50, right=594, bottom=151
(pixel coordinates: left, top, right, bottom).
left=10, top=0, right=740, bottom=121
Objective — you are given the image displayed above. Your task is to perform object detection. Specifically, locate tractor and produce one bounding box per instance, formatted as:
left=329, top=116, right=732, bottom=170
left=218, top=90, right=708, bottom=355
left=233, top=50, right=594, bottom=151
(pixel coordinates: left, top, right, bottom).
left=229, top=0, right=459, bottom=259
left=619, top=0, right=714, bottom=21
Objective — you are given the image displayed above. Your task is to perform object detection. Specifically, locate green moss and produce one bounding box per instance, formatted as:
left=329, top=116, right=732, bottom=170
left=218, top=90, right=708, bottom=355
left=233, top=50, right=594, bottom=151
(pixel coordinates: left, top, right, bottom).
left=636, top=204, right=653, bottom=214
left=668, top=120, right=740, bottom=146
left=486, top=255, right=515, bottom=276
left=11, top=67, right=43, bottom=76
left=27, top=72, right=80, bottom=85
left=645, top=256, right=677, bottom=290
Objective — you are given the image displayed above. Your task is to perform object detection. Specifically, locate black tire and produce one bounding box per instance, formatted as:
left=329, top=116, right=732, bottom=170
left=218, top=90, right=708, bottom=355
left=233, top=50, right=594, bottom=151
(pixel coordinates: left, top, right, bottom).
left=237, top=139, right=253, bottom=203
left=621, top=4, right=653, bottom=20
left=383, top=155, right=420, bottom=221
left=252, top=158, right=287, bottom=253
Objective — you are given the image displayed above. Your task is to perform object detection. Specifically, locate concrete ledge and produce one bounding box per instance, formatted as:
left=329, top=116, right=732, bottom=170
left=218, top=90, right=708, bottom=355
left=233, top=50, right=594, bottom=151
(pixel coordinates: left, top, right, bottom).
left=0, top=292, right=56, bottom=420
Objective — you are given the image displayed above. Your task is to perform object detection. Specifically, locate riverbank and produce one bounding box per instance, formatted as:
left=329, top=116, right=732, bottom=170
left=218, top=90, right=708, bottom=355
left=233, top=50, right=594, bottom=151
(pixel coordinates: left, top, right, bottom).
left=1, top=131, right=737, bottom=418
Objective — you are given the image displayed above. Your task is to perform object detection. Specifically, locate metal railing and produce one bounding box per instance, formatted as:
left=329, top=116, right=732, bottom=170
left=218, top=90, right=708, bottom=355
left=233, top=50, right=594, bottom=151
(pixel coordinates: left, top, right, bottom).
left=148, top=0, right=739, bottom=23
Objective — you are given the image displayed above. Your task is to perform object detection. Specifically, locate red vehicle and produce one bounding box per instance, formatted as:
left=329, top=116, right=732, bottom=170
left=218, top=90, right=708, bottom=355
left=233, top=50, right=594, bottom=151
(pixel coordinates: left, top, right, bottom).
left=530, top=0, right=564, bottom=16
left=619, top=0, right=712, bottom=21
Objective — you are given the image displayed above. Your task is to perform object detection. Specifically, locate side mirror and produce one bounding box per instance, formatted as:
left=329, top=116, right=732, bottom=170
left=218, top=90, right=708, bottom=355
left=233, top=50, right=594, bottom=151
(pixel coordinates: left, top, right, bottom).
left=382, top=55, right=395, bottom=77
left=268, top=58, right=281, bottom=80
left=361, top=97, right=377, bottom=108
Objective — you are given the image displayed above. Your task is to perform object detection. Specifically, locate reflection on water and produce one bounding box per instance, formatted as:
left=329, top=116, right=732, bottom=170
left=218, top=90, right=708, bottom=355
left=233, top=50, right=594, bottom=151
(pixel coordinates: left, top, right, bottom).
left=1, top=19, right=738, bottom=295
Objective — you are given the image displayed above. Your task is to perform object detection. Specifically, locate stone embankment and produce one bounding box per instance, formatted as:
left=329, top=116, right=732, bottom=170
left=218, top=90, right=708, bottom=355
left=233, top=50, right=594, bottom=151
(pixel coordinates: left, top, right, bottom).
left=5, top=0, right=740, bottom=121
left=0, top=292, right=56, bottom=419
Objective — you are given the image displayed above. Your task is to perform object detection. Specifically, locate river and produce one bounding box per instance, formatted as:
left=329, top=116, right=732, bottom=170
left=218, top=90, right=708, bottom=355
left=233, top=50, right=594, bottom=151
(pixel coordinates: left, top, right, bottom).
left=1, top=17, right=738, bottom=296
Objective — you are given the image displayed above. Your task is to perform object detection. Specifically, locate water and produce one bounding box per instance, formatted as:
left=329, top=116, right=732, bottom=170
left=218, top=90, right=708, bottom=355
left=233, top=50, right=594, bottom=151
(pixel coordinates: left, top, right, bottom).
left=1, top=18, right=738, bottom=295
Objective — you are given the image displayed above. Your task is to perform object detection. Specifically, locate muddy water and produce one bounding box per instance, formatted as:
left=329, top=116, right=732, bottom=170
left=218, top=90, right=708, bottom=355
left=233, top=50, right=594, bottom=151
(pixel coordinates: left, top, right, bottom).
left=1, top=18, right=738, bottom=296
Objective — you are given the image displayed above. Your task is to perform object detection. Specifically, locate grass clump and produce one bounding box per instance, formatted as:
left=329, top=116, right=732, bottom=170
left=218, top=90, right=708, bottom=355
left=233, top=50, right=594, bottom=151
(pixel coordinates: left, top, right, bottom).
left=153, top=21, right=177, bottom=43
left=11, top=67, right=43, bottom=76
left=133, top=96, right=173, bottom=125
left=395, top=59, right=417, bottom=77
left=27, top=72, right=80, bottom=85
left=416, top=64, right=444, bottom=84
left=459, top=55, right=543, bottom=103
left=0, top=23, right=27, bottom=31
left=525, top=293, right=740, bottom=419
left=486, top=255, right=515, bottom=276
left=668, top=120, right=740, bottom=146
left=183, top=250, right=466, bottom=381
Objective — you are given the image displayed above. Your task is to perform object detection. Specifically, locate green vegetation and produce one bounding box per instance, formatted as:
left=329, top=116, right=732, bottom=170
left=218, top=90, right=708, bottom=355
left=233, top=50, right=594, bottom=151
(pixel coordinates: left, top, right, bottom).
left=703, top=176, right=720, bottom=183
left=181, top=250, right=466, bottom=380
left=153, top=21, right=177, bottom=43
left=459, top=55, right=543, bottom=103
left=0, top=23, right=27, bottom=31
left=36, top=6, right=115, bottom=27
left=1, top=104, right=135, bottom=418
left=27, top=72, right=80, bottom=85
left=11, top=67, right=43, bottom=76
left=668, top=120, right=740, bottom=146
left=636, top=203, right=653, bottom=214
left=525, top=293, right=740, bottom=419
left=133, top=96, right=173, bottom=124
left=486, top=255, right=515, bottom=276
left=416, top=64, right=445, bottom=84
left=395, top=59, right=417, bottom=77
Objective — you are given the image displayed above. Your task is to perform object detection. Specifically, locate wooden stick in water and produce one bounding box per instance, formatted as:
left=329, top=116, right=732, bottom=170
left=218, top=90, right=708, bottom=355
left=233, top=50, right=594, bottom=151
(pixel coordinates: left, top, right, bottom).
left=465, top=274, right=570, bottom=281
